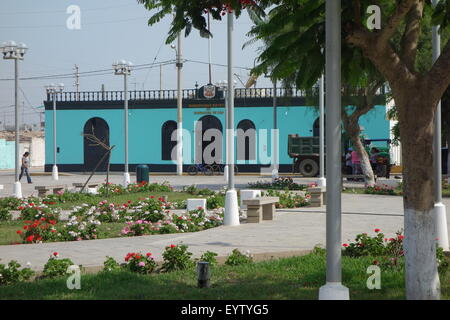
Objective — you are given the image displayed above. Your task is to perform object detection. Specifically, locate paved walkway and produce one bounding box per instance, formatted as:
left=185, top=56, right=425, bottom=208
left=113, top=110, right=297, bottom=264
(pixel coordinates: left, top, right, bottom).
left=1, top=193, right=448, bottom=272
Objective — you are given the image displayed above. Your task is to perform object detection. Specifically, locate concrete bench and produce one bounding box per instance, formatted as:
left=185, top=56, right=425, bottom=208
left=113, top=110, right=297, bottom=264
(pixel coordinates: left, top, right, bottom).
left=187, top=198, right=207, bottom=212
left=240, top=189, right=261, bottom=209
left=307, top=187, right=326, bottom=207
left=243, top=197, right=279, bottom=223
left=35, top=185, right=67, bottom=197
left=72, top=182, right=101, bottom=191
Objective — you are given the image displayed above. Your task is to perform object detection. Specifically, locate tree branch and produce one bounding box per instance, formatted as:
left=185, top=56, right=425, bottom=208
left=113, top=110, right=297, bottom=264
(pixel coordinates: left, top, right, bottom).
left=400, top=0, right=424, bottom=71
left=426, top=40, right=450, bottom=102
left=378, top=0, right=418, bottom=45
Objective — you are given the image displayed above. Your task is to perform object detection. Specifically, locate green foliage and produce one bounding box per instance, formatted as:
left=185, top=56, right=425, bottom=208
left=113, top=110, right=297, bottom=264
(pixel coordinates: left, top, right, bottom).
left=0, top=260, right=34, bottom=286
left=124, top=252, right=157, bottom=274
left=248, top=177, right=307, bottom=190
left=161, top=244, right=194, bottom=272
left=183, top=185, right=215, bottom=196
left=103, top=256, right=122, bottom=273
left=42, top=254, right=75, bottom=279
left=364, top=185, right=398, bottom=196
left=206, top=194, right=225, bottom=209
left=437, top=247, right=450, bottom=276
left=199, top=251, right=219, bottom=267
left=225, top=248, right=253, bottom=266
left=0, top=207, right=12, bottom=221
left=262, top=189, right=310, bottom=208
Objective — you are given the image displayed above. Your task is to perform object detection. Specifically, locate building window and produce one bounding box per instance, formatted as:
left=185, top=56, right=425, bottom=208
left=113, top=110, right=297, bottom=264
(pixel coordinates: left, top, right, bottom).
left=161, top=120, right=177, bottom=161
left=237, top=119, right=256, bottom=161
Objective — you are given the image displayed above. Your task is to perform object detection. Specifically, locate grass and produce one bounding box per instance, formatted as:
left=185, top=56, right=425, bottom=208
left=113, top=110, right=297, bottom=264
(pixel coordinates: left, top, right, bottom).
left=47, top=191, right=202, bottom=210
left=1, top=253, right=448, bottom=300
left=343, top=187, right=450, bottom=198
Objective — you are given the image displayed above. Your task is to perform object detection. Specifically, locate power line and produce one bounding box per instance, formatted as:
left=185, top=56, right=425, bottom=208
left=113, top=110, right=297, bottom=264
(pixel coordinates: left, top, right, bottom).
left=0, top=60, right=177, bottom=81
left=0, top=3, right=139, bottom=15
left=0, top=16, right=150, bottom=29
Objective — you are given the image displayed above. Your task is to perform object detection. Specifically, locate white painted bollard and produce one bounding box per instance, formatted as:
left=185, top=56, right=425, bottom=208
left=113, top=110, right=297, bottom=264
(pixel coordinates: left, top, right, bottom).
left=187, top=198, right=207, bottom=212
left=87, top=187, right=98, bottom=195
left=240, top=190, right=261, bottom=209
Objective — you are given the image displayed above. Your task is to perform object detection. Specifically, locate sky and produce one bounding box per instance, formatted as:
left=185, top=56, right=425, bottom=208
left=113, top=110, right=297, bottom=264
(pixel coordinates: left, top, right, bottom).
left=0, top=0, right=271, bottom=127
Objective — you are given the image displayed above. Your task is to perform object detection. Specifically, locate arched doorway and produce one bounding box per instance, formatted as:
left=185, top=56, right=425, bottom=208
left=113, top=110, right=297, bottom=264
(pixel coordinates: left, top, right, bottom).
left=161, top=120, right=177, bottom=161
left=195, top=115, right=223, bottom=164
left=83, top=117, right=110, bottom=171
left=237, top=119, right=256, bottom=161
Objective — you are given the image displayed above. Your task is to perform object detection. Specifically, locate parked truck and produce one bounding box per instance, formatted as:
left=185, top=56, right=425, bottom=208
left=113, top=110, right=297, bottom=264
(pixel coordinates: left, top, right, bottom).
left=287, top=134, right=392, bottom=178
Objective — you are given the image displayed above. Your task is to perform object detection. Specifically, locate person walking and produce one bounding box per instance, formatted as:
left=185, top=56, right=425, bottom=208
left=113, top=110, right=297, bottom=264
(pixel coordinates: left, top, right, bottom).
left=19, top=151, right=32, bottom=184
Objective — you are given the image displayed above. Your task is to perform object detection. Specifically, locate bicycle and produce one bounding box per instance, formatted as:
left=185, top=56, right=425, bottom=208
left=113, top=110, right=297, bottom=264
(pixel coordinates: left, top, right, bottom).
left=187, top=163, right=215, bottom=176
left=215, top=164, right=239, bottom=176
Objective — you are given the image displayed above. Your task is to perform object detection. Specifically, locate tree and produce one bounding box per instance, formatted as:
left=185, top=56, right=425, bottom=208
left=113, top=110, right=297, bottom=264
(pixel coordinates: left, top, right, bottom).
left=244, top=1, right=383, bottom=186
left=139, top=0, right=450, bottom=299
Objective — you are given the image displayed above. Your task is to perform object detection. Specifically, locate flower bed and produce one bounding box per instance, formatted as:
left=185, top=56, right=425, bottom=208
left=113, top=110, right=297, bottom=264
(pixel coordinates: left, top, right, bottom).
left=364, top=184, right=399, bottom=196
left=13, top=196, right=223, bottom=244
left=248, top=177, right=307, bottom=191
left=261, top=189, right=310, bottom=208
left=98, top=181, right=173, bottom=195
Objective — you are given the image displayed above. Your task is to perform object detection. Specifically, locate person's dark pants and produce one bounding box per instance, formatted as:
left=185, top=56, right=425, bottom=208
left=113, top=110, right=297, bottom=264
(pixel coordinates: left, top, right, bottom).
left=19, top=166, right=32, bottom=183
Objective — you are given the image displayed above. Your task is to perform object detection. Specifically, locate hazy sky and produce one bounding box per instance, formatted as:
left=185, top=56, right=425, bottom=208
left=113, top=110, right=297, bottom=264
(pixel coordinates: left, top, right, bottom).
left=0, top=0, right=271, bottom=126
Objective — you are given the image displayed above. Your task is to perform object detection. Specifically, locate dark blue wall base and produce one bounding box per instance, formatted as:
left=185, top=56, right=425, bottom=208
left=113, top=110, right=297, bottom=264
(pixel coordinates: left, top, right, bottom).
left=45, top=164, right=294, bottom=174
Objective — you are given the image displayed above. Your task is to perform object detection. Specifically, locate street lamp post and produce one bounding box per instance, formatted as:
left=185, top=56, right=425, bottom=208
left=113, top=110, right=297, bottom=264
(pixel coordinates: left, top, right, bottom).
left=319, top=0, right=349, bottom=300
left=432, top=0, right=449, bottom=251
left=171, top=34, right=184, bottom=176
left=45, top=83, right=64, bottom=181
left=1, top=41, right=28, bottom=198
left=318, top=73, right=326, bottom=187
left=272, top=79, right=279, bottom=181
left=224, top=12, right=239, bottom=226
left=216, top=80, right=229, bottom=182
left=113, top=60, right=133, bottom=187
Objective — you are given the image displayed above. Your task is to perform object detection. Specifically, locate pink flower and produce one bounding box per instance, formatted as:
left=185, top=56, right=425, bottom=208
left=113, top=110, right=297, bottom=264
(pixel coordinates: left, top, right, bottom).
left=138, top=262, right=145, bottom=267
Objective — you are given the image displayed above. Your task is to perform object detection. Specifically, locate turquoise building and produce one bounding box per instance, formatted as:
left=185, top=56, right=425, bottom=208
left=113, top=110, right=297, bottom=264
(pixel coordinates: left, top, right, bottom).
left=43, top=86, right=389, bottom=173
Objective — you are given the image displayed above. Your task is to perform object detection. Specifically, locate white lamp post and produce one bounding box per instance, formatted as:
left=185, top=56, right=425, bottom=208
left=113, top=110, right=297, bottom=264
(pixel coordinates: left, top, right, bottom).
left=432, top=0, right=449, bottom=251
left=113, top=60, right=133, bottom=187
left=45, top=83, right=64, bottom=181
left=217, top=80, right=229, bottom=182
left=1, top=41, right=28, bottom=198
left=224, top=12, right=239, bottom=226
left=171, top=35, right=184, bottom=176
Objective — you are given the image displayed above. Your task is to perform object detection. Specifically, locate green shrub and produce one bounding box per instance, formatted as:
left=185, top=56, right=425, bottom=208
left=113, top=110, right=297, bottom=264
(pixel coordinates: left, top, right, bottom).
left=103, top=256, right=122, bottom=272
left=183, top=185, right=215, bottom=196
left=262, top=190, right=309, bottom=208
left=225, top=249, right=253, bottom=266
left=199, top=251, right=218, bottom=267
left=248, top=177, right=307, bottom=191
left=42, top=253, right=76, bottom=279
left=123, top=252, right=157, bottom=274
left=161, top=244, right=194, bottom=272
left=0, top=260, right=34, bottom=286
left=0, top=207, right=12, bottom=221
left=206, top=194, right=225, bottom=209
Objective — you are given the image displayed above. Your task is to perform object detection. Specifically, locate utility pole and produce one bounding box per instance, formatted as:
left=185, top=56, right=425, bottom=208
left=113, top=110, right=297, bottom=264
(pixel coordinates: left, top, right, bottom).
left=432, top=0, right=449, bottom=251
left=319, top=0, right=349, bottom=300
left=74, top=64, right=80, bottom=101
left=173, top=34, right=184, bottom=176
left=318, top=73, right=326, bottom=187
left=223, top=12, right=239, bottom=226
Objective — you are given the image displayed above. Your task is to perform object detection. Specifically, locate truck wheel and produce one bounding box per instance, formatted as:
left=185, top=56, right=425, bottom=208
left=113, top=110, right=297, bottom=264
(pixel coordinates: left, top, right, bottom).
left=299, top=159, right=319, bottom=177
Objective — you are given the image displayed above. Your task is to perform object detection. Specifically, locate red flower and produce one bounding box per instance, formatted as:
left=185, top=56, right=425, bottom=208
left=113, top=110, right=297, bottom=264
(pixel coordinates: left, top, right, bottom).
left=29, top=202, right=34, bottom=207
left=374, top=228, right=381, bottom=233
left=135, top=255, right=141, bottom=259
left=18, top=206, right=24, bottom=210
left=398, top=235, right=404, bottom=240
left=128, top=200, right=132, bottom=204
left=150, top=196, right=155, bottom=199
left=146, top=252, right=152, bottom=257
left=373, top=260, right=379, bottom=265
left=170, top=244, right=176, bottom=248
left=342, top=243, right=349, bottom=247
left=23, top=226, right=28, bottom=230
left=16, top=230, right=22, bottom=234
left=26, top=235, right=35, bottom=242
left=53, top=252, right=58, bottom=257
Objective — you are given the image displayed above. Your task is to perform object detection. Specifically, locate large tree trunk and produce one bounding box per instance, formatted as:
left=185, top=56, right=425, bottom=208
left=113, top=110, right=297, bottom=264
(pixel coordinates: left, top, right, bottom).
left=349, top=128, right=375, bottom=187
left=343, top=114, right=376, bottom=187
left=397, top=92, right=440, bottom=300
